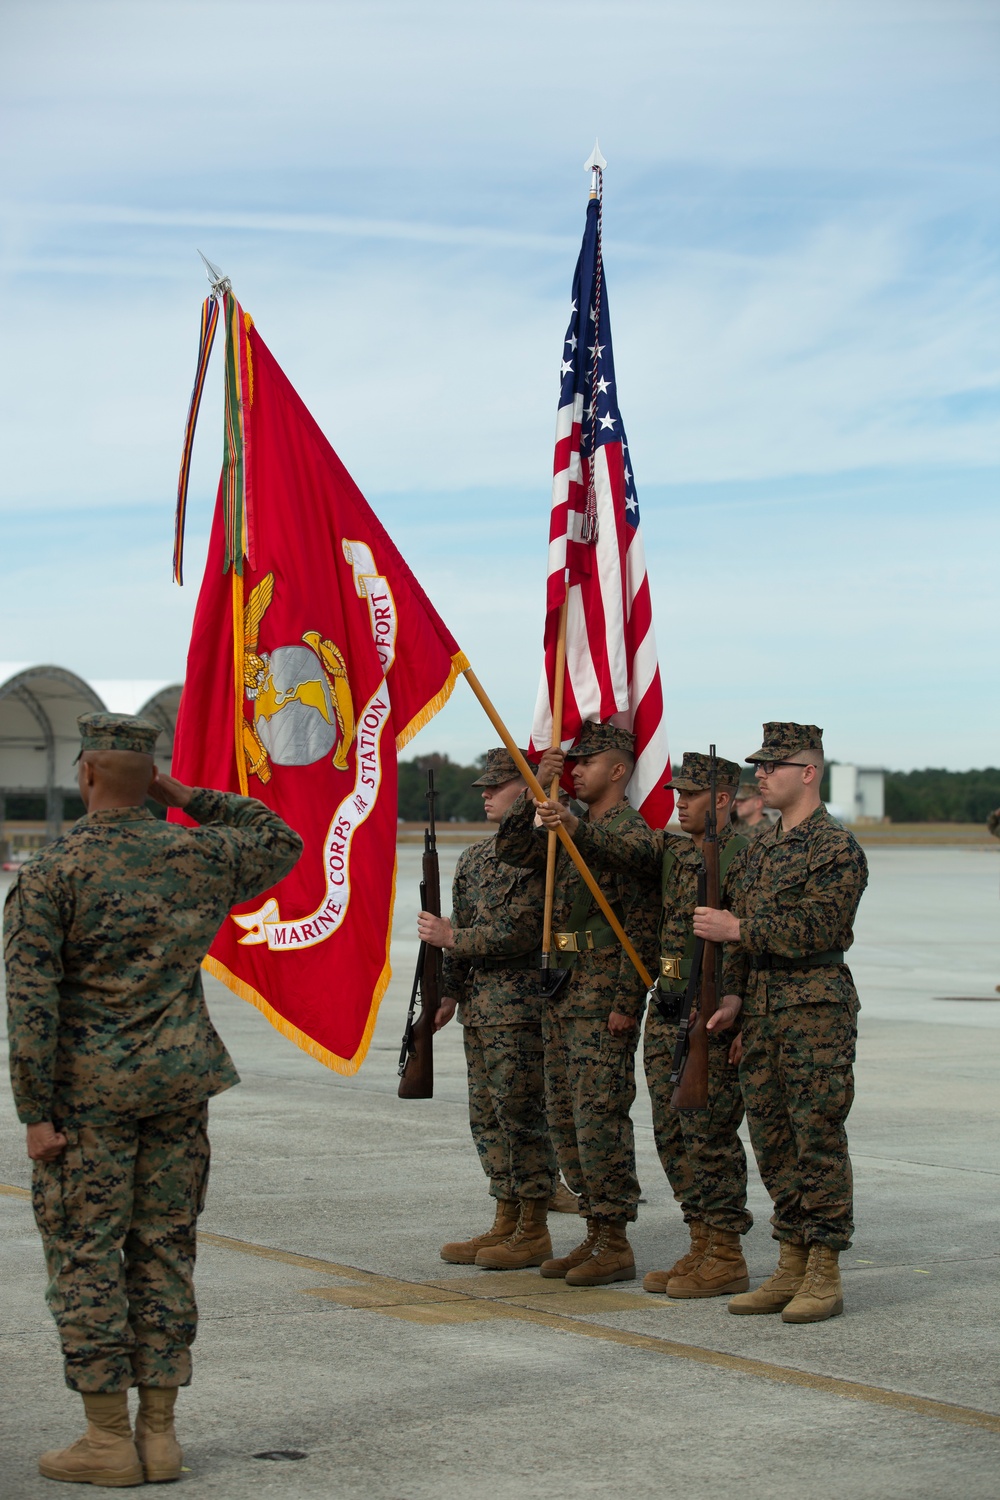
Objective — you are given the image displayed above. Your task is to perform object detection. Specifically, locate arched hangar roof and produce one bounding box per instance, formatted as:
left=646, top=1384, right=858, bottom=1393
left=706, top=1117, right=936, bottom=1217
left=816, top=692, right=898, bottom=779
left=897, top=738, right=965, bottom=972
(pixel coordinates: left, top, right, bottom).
left=0, top=665, right=182, bottom=792
left=0, top=663, right=105, bottom=793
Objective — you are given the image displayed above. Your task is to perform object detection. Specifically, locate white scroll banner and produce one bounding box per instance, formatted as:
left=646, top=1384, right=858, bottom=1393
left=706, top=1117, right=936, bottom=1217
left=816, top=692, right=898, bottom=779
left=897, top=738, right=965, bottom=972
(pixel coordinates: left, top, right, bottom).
left=232, top=539, right=398, bottom=951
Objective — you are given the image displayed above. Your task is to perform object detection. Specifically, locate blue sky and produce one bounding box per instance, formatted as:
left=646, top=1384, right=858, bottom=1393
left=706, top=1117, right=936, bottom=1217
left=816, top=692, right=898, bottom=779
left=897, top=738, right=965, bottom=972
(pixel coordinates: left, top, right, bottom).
left=1, top=0, right=997, bottom=770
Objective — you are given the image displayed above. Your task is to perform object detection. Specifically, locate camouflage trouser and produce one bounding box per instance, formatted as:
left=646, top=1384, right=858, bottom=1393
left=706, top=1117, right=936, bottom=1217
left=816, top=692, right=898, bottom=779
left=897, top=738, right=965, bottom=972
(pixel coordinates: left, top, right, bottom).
left=740, top=1002, right=856, bottom=1251
left=463, top=1022, right=556, bottom=1201
left=642, top=1007, right=751, bottom=1234
left=543, top=1012, right=640, bottom=1221
left=31, top=1103, right=210, bottom=1393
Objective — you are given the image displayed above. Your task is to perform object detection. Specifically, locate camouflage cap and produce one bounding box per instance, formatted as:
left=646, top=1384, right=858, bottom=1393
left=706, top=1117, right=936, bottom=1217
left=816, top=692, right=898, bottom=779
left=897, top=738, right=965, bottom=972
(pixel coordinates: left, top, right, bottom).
left=76, top=713, right=160, bottom=758
left=735, top=778, right=764, bottom=800
left=471, top=747, right=529, bottom=787
left=567, top=721, right=635, bottom=759
left=746, top=722, right=824, bottom=764
left=665, top=751, right=742, bottom=792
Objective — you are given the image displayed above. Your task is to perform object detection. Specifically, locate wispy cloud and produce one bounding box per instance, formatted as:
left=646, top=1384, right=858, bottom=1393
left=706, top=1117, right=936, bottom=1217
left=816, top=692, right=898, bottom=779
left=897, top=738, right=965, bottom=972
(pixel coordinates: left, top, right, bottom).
left=0, top=0, right=997, bottom=768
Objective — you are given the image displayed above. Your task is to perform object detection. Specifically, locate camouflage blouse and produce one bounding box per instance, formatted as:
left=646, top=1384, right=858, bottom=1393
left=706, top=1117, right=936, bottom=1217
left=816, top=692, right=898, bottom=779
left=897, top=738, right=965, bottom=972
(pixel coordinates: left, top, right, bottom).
left=441, top=835, right=545, bottom=1027
left=4, top=789, right=302, bottom=1125
left=723, top=804, right=868, bottom=1015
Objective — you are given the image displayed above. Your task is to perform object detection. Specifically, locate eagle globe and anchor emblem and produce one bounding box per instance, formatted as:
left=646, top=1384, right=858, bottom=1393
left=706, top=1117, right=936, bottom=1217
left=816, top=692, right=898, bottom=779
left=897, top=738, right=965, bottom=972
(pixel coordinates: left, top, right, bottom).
left=241, top=572, right=355, bottom=782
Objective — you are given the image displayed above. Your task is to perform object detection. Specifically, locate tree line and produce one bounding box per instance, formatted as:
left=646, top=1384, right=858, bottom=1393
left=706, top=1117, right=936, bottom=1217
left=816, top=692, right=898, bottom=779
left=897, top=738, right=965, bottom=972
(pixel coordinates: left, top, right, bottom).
left=4, top=761, right=999, bottom=826
left=398, top=757, right=1000, bottom=824
left=881, top=768, right=1000, bottom=824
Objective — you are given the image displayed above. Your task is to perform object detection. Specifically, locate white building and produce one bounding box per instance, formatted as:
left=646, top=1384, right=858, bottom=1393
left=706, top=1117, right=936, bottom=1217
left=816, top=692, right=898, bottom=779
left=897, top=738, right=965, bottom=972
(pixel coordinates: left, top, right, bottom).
left=828, top=763, right=886, bottom=824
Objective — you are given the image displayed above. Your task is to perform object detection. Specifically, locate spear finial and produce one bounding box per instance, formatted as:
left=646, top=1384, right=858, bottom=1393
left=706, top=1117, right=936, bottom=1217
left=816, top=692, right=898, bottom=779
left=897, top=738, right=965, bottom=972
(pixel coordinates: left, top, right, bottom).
left=197, top=250, right=231, bottom=297
left=584, top=140, right=607, bottom=198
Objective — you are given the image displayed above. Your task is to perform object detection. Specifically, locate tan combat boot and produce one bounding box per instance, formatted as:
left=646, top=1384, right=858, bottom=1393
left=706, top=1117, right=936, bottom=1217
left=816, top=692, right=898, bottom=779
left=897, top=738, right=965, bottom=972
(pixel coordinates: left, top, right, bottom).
left=728, top=1239, right=808, bottom=1315
left=440, top=1199, right=519, bottom=1264
left=781, top=1244, right=844, bottom=1324
left=549, top=1178, right=582, bottom=1214
left=135, top=1386, right=182, bottom=1482
left=643, top=1218, right=709, bottom=1294
left=564, top=1217, right=636, bottom=1286
left=38, top=1391, right=144, bottom=1487
left=475, top=1199, right=553, bottom=1269
left=666, top=1227, right=750, bottom=1298
left=539, top=1217, right=599, bottom=1279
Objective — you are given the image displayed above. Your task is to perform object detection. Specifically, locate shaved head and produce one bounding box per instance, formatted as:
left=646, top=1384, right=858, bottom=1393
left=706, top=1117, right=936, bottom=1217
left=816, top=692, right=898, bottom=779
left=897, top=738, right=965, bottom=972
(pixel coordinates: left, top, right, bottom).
left=79, top=750, right=155, bottom=808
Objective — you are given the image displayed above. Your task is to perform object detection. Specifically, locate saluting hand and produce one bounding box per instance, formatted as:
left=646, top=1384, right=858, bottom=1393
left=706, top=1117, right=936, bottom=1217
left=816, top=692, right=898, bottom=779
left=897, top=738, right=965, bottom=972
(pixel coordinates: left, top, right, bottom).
left=147, top=770, right=194, bottom=810
left=417, top=911, right=454, bottom=949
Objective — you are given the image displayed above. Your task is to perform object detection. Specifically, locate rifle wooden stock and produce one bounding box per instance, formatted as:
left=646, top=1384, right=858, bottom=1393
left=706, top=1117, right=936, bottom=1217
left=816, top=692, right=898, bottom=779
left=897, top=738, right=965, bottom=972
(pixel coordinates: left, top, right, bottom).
left=398, top=775, right=442, bottom=1100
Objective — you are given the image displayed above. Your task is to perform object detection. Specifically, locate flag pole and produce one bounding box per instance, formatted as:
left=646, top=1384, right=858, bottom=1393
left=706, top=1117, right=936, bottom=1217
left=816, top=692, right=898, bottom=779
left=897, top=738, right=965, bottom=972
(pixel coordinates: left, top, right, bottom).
left=539, top=144, right=610, bottom=975
left=540, top=595, right=568, bottom=978
left=461, top=666, right=653, bottom=990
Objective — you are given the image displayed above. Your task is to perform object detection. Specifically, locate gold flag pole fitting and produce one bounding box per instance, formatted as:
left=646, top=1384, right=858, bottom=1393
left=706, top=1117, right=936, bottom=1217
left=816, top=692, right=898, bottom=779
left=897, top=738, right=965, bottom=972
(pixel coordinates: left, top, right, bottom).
left=461, top=667, right=653, bottom=991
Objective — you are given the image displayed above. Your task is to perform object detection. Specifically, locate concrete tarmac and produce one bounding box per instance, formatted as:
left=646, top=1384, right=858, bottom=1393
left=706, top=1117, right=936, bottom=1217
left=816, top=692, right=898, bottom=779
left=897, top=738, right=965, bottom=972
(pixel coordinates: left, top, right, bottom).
left=2, top=843, right=999, bottom=1498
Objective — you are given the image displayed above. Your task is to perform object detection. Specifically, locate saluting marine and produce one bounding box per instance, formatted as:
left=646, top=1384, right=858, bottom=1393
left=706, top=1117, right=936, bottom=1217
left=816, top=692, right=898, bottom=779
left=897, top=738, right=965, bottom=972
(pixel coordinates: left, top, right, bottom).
left=4, top=713, right=302, bottom=1485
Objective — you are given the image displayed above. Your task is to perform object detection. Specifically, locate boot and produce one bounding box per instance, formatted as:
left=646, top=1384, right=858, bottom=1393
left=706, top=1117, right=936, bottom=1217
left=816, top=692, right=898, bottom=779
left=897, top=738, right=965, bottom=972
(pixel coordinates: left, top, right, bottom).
left=643, top=1218, right=708, bottom=1294
left=781, top=1244, right=844, bottom=1324
left=539, top=1217, right=599, bottom=1279
left=666, top=1227, right=750, bottom=1298
left=440, top=1199, right=519, bottom=1264
left=135, top=1386, right=182, bottom=1482
left=728, top=1239, right=808, bottom=1315
left=38, top=1391, right=144, bottom=1487
left=548, top=1178, right=582, bottom=1214
left=475, top=1199, right=553, bottom=1269
left=564, top=1217, right=636, bottom=1287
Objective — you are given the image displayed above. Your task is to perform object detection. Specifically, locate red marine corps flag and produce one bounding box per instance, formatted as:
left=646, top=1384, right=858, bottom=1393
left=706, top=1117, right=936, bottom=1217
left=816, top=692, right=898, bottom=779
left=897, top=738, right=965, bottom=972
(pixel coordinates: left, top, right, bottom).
left=529, top=150, right=671, bottom=827
left=171, top=263, right=467, bottom=1074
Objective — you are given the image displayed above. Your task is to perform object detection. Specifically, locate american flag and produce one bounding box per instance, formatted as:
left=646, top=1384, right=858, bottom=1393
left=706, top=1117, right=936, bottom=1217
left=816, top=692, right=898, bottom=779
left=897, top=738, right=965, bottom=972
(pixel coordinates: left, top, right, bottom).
left=529, top=182, right=672, bottom=827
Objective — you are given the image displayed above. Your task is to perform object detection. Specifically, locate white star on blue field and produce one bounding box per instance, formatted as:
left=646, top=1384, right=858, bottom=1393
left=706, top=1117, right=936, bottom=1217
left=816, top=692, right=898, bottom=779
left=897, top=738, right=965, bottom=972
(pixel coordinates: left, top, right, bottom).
left=1, top=1, right=997, bottom=769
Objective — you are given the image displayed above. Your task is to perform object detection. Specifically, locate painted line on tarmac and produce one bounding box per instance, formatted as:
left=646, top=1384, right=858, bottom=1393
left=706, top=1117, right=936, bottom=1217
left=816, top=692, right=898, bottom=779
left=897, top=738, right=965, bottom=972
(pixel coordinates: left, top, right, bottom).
left=4, top=1189, right=997, bottom=1436
left=201, top=1225, right=1000, bottom=1435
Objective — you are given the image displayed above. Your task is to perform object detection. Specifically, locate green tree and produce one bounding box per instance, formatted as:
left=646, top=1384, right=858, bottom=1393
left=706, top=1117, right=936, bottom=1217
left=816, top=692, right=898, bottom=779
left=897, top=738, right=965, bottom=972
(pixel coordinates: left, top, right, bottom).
left=397, top=754, right=490, bottom=822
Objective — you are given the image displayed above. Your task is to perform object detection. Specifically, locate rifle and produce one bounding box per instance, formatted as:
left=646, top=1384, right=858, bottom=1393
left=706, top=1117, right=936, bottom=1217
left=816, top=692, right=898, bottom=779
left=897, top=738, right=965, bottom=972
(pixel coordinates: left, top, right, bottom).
left=670, top=745, right=723, bottom=1111
left=398, top=770, right=442, bottom=1099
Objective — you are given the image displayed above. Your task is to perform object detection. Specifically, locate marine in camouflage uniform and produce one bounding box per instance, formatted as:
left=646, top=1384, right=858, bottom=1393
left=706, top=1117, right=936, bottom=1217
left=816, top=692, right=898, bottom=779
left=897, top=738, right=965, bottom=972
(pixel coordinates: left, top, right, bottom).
left=732, top=779, right=770, bottom=840
left=419, top=749, right=556, bottom=1271
left=495, top=723, right=660, bottom=1286
left=4, top=713, right=302, bottom=1485
left=697, top=722, right=868, bottom=1325
left=567, top=751, right=752, bottom=1296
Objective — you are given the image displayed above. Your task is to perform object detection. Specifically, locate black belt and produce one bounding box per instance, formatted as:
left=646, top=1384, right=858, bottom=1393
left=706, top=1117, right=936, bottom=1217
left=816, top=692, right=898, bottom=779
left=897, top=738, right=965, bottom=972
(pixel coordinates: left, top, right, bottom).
left=752, top=950, right=844, bottom=971
left=474, top=953, right=542, bottom=973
